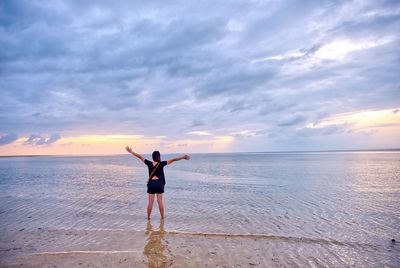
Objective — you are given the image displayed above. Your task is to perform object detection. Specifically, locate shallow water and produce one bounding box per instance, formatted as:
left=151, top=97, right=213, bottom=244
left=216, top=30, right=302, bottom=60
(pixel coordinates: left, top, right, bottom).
left=0, top=152, right=399, bottom=266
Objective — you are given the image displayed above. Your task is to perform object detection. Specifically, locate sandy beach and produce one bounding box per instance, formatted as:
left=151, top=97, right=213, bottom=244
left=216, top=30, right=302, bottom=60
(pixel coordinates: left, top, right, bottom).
left=1, top=219, right=393, bottom=267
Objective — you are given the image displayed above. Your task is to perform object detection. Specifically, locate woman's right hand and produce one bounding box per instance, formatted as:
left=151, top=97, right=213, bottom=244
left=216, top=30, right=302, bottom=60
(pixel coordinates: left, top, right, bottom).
left=125, top=146, right=133, bottom=153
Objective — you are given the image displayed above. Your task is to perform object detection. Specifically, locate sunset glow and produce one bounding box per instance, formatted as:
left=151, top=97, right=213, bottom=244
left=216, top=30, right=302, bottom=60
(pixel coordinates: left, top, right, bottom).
left=0, top=133, right=239, bottom=155
left=1, top=1, right=399, bottom=155
left=307, top=108, right=400, bottom=130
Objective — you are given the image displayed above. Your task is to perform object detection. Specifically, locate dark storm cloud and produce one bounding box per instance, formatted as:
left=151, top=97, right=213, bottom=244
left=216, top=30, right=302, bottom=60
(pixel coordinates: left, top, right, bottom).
left=1, top=0, right=399, bottom=150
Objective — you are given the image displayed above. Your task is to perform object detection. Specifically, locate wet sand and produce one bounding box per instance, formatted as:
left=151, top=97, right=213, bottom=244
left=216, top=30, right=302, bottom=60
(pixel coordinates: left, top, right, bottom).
left=1, top=220, right=393, bottom=268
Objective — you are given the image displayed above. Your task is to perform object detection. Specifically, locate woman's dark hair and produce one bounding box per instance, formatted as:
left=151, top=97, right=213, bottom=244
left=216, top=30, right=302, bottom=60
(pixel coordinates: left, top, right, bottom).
left=152, top=151, right=161, bottom=162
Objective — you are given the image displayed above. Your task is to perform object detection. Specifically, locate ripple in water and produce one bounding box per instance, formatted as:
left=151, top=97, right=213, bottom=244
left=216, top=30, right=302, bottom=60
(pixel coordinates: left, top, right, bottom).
left=0, top=152, right=399, bottom=267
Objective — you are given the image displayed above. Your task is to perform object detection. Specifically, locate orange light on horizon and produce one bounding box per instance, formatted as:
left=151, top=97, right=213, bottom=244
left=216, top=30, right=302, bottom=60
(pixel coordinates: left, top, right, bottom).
left=0, top=133, right=237, bottom=156
left=306, top=108, right=400, bottom=130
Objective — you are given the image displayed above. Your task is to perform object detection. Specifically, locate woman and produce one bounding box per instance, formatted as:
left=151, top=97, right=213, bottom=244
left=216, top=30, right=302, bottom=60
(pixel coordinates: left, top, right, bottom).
left=125, top=146, right=190, bottom=219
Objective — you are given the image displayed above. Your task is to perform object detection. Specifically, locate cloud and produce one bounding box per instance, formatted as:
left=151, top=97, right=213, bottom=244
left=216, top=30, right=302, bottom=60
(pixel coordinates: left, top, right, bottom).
left=1, top=0, right=399, bottom=152
left=24, top=133, right=61, bottom=146
left=222, top=97, right=254, bottom=113
left=189, top=120, right=205, bottom=128
left=231, top=130, right=260, bottom=137
left=46, top=133, right=61, bottom=144
left=187, top=131, right=212, bottom=136
left=177, top=143, right=188, bottom=147
left=0, top=133, right=18, bottom=145
left=253, top=36, right=394, bottom=64
left=309, top=108, right=400, bottom=130
left=251, top=50, right=307, bottom=63
left=297, top=124, right=348, bottom=137
left=313, top=37, right=393, bottom=60
left=278, top=115, right=307, bottom=127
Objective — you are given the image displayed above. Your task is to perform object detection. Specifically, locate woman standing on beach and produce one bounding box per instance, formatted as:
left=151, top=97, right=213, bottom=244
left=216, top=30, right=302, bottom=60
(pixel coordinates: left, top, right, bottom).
left=125, top=146, right=190, bottom=219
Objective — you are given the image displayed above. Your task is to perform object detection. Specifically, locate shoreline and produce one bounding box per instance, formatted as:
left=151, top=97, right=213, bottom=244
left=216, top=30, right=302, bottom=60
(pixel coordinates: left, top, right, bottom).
left=1, top=225, right=398, bottom=267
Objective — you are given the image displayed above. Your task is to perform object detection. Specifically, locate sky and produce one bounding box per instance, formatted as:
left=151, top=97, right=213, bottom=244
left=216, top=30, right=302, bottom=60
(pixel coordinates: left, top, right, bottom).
left=0, top=0, right=399, bottom=155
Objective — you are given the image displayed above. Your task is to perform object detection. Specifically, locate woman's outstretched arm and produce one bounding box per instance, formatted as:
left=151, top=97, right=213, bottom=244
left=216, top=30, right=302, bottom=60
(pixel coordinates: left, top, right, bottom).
left=167, top=155, right=190, bottom=165
left=125, top=146, right=145, bottom=162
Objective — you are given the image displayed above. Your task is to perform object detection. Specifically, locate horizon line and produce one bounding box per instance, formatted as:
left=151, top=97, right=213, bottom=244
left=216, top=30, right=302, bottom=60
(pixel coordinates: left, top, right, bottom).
left=1, top=148, right=399, bottom=158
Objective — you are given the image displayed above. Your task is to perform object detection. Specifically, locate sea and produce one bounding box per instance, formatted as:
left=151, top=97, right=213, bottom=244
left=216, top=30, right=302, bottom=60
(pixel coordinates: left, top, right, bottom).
left=0, top=152, right=399, bottom=267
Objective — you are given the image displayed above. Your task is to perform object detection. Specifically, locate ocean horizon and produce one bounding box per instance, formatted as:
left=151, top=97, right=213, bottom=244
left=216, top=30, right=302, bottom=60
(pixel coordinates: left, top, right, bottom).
left=1, top=147, right=400, bottom=158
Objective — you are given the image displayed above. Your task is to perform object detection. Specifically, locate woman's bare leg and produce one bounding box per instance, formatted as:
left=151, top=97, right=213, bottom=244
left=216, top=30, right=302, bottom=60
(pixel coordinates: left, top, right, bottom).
left=147, top=194, right=155, bottom=220
left=156, top=194, right=164, bottom=219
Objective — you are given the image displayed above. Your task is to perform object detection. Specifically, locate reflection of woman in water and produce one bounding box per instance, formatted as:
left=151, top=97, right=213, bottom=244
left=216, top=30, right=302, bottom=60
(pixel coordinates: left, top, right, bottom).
left=125, top=146, right=190, bottom=219
left=143, top=220, right=169, bottom=267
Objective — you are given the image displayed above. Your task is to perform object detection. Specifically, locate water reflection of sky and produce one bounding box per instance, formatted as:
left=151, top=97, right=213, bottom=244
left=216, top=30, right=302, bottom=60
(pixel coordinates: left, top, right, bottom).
left=1, top=153, right=399, bottom=263
left=143, top=220, right=170, bottom=268
left=349, top=153, right=400, bottom=193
